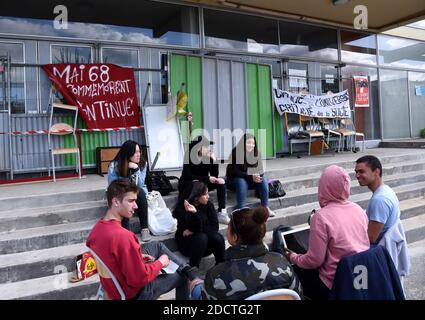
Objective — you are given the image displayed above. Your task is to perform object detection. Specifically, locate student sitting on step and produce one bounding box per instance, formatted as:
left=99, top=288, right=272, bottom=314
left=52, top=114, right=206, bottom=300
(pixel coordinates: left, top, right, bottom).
left=179, top=135, right=230, bottom=224
left=86, top=179, right=201, bottom=300
left=284, top=165, right=370, bottom=300
left=225, top=133, right=275, bottom=217
left=173, top=180, right=225, bottom=268
left=190, top=206, right=302, bottom=300
left=107, top=140, right=150, bottom=242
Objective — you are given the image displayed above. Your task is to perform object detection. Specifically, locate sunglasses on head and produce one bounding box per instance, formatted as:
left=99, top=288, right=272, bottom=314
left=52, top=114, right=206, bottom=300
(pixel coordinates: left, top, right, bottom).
left=229, top=207, right=250, bottom=234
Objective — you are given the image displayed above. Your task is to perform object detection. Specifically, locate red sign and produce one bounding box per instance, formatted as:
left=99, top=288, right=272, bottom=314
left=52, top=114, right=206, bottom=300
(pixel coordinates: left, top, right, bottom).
left=43, top=64, right=140, bottom=129
left=353, top=76, right=369, bottom=108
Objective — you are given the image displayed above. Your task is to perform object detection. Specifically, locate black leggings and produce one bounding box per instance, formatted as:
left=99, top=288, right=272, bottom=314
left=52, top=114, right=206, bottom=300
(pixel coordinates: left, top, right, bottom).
left=176, top=231, right=225, bottom=268
left=207, top=182, right=226, bottom=211
left=293, top=265, right=330, bottom=300
left=121, top=188, right=148, bottom=231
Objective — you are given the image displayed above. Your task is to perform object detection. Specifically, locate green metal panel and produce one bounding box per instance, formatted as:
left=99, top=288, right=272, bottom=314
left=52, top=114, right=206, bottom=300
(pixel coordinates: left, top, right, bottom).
left=247, top=64, right=274, bottom=158
left=274, top=107, right=283, bottom=153
left=62, top=117, right=108, bottom=166
left=170, top=54, right=203, bottom=143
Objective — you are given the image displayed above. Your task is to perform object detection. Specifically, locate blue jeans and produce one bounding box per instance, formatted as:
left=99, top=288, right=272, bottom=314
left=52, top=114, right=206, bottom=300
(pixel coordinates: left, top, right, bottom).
left=227, top=176, right=269, bottom=209
left=137, top=241, right=190, bottom=300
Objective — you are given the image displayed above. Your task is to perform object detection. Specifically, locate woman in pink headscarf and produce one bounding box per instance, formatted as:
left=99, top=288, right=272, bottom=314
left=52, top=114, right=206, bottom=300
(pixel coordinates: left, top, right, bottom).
left=285, top=165, right=369, bottom=300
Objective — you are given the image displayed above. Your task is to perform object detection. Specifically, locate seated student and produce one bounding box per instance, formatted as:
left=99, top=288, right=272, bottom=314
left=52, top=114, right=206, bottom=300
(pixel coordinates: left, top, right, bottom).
left=226, top=133, right=275, bottom=217
left=107, top=140, right=150, bottom=242
left=179, top=135, right=229, bottom=224
left=173, top=181, right=225, bottom=268
left=196, top=206, right=302, bottom=300
left=86, top=179, right=200, bottom=300
left=284, top=165, right=369, bottom=300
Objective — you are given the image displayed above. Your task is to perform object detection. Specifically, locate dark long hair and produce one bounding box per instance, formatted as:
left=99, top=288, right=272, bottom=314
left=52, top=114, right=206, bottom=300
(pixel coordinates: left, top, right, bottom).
left=231, top=133, right=259, bottom=168
left=174, top=181, right=208, bottom=216
left=113, top=140, right=146, bottom=177
left=229, top=206, right=269, bottom=245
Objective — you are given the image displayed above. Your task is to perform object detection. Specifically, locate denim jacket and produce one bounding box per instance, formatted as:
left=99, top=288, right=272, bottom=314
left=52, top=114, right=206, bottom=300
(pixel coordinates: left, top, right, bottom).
left=107, top=161, right=148, bottom=194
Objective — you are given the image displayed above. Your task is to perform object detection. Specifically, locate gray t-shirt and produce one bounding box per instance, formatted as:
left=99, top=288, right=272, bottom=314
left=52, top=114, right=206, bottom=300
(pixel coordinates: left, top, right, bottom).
left=366, top=184, right=400, bottom=242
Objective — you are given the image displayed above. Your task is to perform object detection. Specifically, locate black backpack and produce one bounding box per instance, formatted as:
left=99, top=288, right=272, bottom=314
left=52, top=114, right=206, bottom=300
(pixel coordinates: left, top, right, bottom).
left=146, top=170, right=179, bottom=196
left=268, top=179, right=286, bottom=198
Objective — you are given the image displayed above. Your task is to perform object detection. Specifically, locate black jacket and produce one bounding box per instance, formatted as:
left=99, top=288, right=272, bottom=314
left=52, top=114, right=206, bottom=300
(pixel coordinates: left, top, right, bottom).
left=179, top=143, right=219, bottom=192
left=173, top=201, right=219, bottom=238
left=225, top=149, right=264, bottom=182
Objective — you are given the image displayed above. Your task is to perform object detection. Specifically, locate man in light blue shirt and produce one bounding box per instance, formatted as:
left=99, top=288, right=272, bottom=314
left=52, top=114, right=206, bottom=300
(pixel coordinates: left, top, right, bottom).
left=355, top=155, right=400, bottom=244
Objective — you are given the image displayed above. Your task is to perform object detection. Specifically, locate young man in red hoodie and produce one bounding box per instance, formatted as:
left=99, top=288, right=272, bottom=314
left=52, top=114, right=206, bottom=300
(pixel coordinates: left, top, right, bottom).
left=86, top=179, right=199, bottom=300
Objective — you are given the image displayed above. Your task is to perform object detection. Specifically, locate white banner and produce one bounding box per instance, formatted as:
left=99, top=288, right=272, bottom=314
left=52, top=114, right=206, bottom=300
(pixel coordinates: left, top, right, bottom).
left=273, top=89, right=351, bottom=118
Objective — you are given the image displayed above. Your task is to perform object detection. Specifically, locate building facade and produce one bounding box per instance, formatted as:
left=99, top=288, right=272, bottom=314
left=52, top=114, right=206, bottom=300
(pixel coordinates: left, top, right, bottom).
left=1, top=0, right=425, bottom=178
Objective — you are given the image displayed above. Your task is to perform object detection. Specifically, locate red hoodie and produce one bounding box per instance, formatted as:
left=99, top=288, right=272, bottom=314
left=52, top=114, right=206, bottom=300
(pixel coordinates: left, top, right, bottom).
left=86, top=219, right=163, bottom=300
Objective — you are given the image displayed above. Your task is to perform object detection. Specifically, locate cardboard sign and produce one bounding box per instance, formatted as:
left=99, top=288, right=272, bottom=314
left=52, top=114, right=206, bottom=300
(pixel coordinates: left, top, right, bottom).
left=43, top=63, right=140, bottom=129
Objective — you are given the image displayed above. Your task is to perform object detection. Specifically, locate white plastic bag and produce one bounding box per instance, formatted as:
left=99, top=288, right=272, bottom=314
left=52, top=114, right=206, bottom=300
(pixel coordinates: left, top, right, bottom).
left=146, top=191, right=177, bottom=236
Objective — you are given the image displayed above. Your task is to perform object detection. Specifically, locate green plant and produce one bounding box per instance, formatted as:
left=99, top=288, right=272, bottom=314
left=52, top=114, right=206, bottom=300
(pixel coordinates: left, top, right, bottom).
left=421, top=128, right=425, bottom=139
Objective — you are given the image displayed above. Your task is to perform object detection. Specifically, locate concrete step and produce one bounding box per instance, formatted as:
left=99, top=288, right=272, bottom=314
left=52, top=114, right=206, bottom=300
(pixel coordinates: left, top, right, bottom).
left=1, top=151, right=424, bottom=212
left=0, top=271, right=100, bottom=300
left=0, top=200, right=106, bottom=233
left=380, top=140, right=425, bottom=149
left=266, top=152, right=425, bottom=180
left=2, top=193, right=425, bottom=285
left=404, top=239, right=425, bottom=300
left=0, top=189, right=106, bottom=212
left=3, top=217, right=424, bottom=301
left=280, top=161, right=425, bottom=192
left=0, top=227, right=290, bottom=300
left=2, top=179, right=425, bottom=255
left=4, top=167, right=425, bottom=234
left=404, top=214, right=425, bottom=244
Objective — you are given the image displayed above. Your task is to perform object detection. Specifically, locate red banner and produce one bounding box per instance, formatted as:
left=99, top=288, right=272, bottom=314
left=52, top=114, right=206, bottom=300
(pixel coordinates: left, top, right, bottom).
left=353, top=76, right=369, bottom=108
left=43, top=64, right=140, bottom=129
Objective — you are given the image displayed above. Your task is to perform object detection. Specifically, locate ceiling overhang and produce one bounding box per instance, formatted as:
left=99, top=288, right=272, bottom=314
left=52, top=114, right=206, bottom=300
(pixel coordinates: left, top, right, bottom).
left=186, top=0, right=425, bottom=32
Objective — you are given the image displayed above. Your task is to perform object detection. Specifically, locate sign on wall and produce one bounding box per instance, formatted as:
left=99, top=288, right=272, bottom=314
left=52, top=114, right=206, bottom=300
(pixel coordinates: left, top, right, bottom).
left=353, top=76, right=369, bottom=107
left=415, top=85, right=425, bottom=96
left=273, top=88, right=351, bottom=118
left=43, top=63, right=140, bottom=129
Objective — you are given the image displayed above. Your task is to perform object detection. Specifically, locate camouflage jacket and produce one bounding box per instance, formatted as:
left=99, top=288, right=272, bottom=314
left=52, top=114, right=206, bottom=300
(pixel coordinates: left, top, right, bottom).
left=202, top=243, right=303, bottom=300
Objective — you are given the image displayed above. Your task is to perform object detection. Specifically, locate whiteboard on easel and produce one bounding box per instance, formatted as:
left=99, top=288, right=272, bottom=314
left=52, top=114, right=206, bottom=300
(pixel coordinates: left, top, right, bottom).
left=143, top=105, right=184, bottom=171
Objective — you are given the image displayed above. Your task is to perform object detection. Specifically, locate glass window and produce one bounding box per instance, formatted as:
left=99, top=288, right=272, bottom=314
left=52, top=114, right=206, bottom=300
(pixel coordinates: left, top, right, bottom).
left=287, top=62, right=309, bottom=93
left=204, top=9, right=279, bottom=54
left=279, top=21, right=338, bottom=60
left=101, top=47, right=140, bottom=103
left=341, top=65, right=380, bottom=140
left=160, top=53, right=169, bottom=104
left=320, top=65, right=339, bottom=94
left=51, top=45, right=92, bottom=64
left=378, top=34, right=425, bottom=70
left=0, top=42, right=25, bottom=113
left=102, top=48, right=138, bottom=68
left=341, top=31, right=377, bottom=65
left=408, top=71, right=425, bottom=137
left=0, top=2, right=199, bottom=47
left=379, top=69, right=409, bottom=139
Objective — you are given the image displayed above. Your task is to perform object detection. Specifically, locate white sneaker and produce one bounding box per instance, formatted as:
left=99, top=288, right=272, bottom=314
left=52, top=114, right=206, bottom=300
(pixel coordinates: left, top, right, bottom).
left=141, top=228, right=152, bottom=242
left=218, top=209, right=230, bottom=224
left=267, top=207, right=276, bottom=217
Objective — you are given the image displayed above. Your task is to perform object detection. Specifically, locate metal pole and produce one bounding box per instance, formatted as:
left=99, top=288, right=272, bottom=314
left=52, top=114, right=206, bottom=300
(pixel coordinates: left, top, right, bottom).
left=142, top=82, right=151, bottom=109
left=7, top=54, right=13, bottom=180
